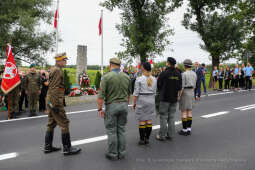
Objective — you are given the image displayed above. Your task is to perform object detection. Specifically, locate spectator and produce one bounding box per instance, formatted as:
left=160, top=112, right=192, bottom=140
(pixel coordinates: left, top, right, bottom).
left=201, top=63, right=207, bottom=95
left=193, top=62, right=203, bottom=100
left=39, top=72, right=49, bottom=112
left=218, top=67, right=224, bottom=91
left=224, top=66, right=231, bottom=90
left=245, top=62, right=254, bottom=90
left=212, top=66, right=218, bottom=90
left=234, top=64, right=239, bottom=92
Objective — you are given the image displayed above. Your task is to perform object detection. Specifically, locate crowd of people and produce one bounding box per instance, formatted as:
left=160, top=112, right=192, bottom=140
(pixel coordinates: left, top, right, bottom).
left=0, top=64, right=50, bottom=119
left=96, top=57, right=254, bottom=161
left=212, top=63, right=254, bottom=91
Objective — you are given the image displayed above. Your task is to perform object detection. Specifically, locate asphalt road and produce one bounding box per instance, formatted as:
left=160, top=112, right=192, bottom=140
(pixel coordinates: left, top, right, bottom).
left=0, top=90, right=255, bottom=170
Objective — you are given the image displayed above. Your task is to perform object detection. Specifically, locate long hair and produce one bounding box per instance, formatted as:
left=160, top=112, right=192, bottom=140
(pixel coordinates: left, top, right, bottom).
left=142, top=62, right=152, bottom=87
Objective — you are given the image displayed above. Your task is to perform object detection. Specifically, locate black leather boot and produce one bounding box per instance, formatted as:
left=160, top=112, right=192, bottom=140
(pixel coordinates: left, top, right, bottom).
left=43, top=131, right=61, bottom=154
left=10, top=112, right=17, bottom=119
left=62, top=133, right=81, bottom=155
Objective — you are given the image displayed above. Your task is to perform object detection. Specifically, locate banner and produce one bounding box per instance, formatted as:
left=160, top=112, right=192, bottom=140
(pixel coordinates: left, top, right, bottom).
left=1, top=44, right=21, bottom=94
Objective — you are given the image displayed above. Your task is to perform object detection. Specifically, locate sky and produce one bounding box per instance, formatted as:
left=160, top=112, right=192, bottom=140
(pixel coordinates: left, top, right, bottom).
left=47, top=0, right=211, bottom=66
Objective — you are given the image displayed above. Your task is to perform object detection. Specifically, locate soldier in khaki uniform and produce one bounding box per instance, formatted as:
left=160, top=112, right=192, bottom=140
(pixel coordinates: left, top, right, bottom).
left=43, top=52, right=81, bottom=155
left=97, top=58, right=131, bottom=160
left=9, top=85, right=21, bottom=119
left=24, top=64, right=41, bottom=117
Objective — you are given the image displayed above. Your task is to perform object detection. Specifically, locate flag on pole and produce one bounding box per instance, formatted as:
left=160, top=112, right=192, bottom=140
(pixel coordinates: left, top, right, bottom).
left=54, top=9, right=58, bottom=28
left=149, top=58, right=153, bottom=64
left=1, top=44, right=21, bottom=94
left=99, top=17, right=102, bottom=35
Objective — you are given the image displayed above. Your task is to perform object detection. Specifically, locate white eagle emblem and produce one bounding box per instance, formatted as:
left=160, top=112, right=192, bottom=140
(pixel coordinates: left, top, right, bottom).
left=3, top=62, right=17, bottom=79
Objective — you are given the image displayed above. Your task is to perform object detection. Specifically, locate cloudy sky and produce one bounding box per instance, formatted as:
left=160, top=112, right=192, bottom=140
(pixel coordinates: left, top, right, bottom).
left=47, top=0, right=211, bottom=66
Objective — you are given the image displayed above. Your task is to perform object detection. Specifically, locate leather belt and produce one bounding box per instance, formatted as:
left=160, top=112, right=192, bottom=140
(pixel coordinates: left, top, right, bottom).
left=105, top=101, right=126, bottom=105
left=184, top=87, right=193, bottom=89
left=139, top=93, right=154, bottom=95
left=58, top=88, right=65, bottom=91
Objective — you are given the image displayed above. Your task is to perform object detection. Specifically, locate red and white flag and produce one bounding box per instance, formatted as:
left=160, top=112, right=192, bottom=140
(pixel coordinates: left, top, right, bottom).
left=149, top=58, right=153, bottom=64
left=98, top=17, right=102, bottom=36
left=54, top=9, right=58, bottom=28
left=1, top=44, right=21, bottom=94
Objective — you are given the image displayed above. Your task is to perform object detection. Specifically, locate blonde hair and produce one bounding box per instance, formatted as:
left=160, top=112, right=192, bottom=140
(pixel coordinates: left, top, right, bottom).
left=143, top=71, right=152, bottom=87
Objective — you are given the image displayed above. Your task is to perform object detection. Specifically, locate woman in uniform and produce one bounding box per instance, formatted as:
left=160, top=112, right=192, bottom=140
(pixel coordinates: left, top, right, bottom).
left=133, top=62, right=157, bottom=145
left=178, top=59, right=197, bottom=136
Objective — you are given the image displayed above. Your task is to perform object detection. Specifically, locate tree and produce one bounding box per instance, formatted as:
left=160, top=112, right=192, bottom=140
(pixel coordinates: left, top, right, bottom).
left=182, top=0, right=244, bottom=67
left=0, top=0, right=55, bottom=64
left=102, top=0, right=181, bottom=63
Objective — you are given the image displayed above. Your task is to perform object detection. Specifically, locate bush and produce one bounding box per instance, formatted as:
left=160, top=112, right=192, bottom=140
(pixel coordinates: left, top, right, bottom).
left=63, top=70, right=72, bottom=95
left=95, top=71, right=102, bottom=90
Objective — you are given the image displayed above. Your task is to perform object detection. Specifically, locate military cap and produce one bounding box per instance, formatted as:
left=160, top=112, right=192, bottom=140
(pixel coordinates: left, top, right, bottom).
left=167, top=57, right=176, bottom=65
left=183, top=59, right=193, bottom=67
left=110, top=58, right=121, bottom=65
left=55, top=52, right=68, bottom=61
left=30, top=63, right=36, bottom=68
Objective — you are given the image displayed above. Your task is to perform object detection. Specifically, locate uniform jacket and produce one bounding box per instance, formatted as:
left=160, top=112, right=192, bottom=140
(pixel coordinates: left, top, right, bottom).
left=24, top=72, right=41, bottom=93
left=47, top=66, right=65, bottom=107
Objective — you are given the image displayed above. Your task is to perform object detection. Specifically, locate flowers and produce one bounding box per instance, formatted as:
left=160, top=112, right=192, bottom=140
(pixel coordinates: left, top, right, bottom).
left=69, top=87, right=97, bottom=97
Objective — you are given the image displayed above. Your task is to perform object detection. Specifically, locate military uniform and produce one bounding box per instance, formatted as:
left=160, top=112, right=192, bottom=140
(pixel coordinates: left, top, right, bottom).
left=9, top=85, right=21, bottom=118
left=43, top=52, right=81, bottom=155
left=98, top=58, right=131, bottom=160
left=24, top=69, right=41, bottom=116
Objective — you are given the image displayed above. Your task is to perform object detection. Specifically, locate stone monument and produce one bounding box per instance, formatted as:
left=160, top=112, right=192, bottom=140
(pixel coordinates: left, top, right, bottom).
left=76, top=45, right=87, bottom=85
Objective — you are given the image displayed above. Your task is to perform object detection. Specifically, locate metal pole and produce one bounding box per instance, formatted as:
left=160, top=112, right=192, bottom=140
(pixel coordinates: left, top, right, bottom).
left=101, top=10, right=104, bottom=75
left=56, top=0, right=60, bottom=55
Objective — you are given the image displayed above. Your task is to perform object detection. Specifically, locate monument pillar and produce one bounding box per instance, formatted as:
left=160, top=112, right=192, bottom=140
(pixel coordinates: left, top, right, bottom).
left=76, top=45, right=87, bottom=85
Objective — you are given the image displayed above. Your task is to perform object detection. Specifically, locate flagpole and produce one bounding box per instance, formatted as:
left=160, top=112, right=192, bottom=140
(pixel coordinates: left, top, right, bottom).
left=56, top=0, right=60, bottom=55
left=101, top=10, right=104, bottom=75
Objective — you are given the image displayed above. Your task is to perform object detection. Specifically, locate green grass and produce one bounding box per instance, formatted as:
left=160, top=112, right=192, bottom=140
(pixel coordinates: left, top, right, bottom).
left=63, top=68, right=99, bottom=85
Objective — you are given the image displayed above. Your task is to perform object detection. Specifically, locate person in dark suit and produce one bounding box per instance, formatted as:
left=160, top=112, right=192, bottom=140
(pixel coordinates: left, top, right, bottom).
left=193, top=62, right=203, bottom=101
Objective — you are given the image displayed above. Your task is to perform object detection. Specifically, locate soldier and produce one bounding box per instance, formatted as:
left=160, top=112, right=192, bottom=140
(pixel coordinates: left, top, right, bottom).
left=24, top=64, right=41, bottom=117
left=97, top=58, right=131, bottom=160
left=156, top=57, right=182, bottom=141
left=8, top=84, right=21, bottom=119
left=43, top=52, right=81, bottom=155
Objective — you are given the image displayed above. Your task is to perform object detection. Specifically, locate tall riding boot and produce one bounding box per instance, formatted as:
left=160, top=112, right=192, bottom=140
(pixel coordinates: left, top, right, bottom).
left=43, top=131, right=61, bottom=153
left=62, top=133, right=81, bottom=155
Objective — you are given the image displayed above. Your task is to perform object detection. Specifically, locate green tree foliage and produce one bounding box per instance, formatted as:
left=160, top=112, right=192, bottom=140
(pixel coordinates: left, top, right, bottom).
left=182, top=0, right=244, bottom=67
left=63, top=70, right=71, bottom=95
left=102, top=0, right=180, bottom=63
left=0, top=0, right=55, bottom=64
left=95, top=71, right=102, bottom=90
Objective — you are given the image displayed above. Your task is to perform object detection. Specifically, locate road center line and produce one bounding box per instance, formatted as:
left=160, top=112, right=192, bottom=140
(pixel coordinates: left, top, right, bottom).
left=0, top=152, right=18, bottom=161
left=201, top=111, right=230, bottom=119
left=234, top=104, right=255, bottom=110
left=240, top=106, right=255, bottom=111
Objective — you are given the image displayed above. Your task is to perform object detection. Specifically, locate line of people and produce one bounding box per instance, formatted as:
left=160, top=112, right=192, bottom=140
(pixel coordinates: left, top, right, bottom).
left=0, top=64, right=49, bottom=119
left=96, top=57, right=197, bottom=160
left=212, top=63, right=254, bottom=91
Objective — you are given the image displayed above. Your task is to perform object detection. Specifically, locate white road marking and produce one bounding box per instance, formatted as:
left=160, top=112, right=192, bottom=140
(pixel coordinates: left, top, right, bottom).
left=234, top=104, right=255, bottom=110
left=0, top=89, right=254, bottom=123
left=240, top=106, right=255, bottom=111
left=201, top=111, right=230, bottom=119
left=0, top=152, right=18, bottom=161
left=72, top=121, right=182, bottom=146
left=0, top=109, right=98, bottom=123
